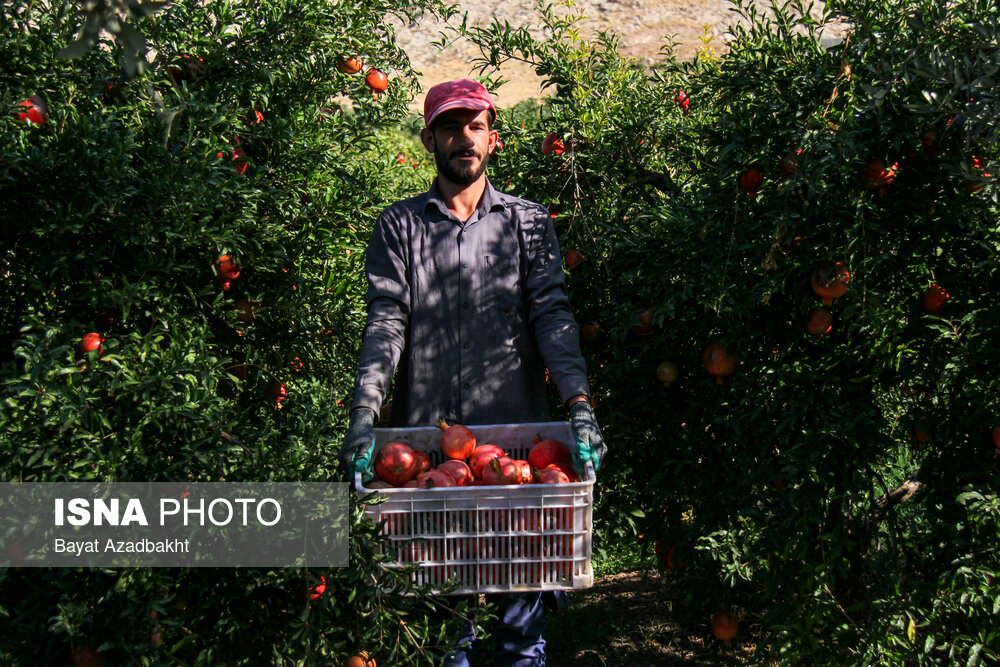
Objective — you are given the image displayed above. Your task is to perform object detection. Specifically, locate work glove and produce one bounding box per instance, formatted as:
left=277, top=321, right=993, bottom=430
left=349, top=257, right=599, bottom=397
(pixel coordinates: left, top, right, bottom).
left=569, top=400, right=606, bottom=479
left=340, top=407, right=376, bottom=485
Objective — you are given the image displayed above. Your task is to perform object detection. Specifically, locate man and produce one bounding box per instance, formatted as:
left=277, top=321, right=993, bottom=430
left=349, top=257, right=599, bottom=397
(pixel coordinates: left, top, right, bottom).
left=340, top=78, right=606, bottom=667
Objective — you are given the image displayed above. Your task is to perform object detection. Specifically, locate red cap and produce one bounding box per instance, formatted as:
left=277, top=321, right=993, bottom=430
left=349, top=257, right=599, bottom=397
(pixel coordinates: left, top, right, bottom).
left=423, top=78, right=496, bottom=127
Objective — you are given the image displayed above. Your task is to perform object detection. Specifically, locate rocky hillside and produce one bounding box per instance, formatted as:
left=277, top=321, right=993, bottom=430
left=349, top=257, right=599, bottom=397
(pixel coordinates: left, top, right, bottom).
left=392, top=0, right=847, bottom=108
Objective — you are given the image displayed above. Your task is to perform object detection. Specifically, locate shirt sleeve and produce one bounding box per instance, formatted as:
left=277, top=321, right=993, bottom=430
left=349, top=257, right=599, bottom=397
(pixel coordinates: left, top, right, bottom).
left=350, top=209, right=410, bottom=417
left=520, top=204, right=591, bottom=404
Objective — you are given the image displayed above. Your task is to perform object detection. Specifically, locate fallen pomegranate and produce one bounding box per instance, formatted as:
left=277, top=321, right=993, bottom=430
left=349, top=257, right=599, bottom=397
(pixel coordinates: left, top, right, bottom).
left=711, top=608, right=739, bottom=645
left=921, top=283, right=949, bottom=314
left=374, top=442, right=419, bottom=486
left=811, top=261, right=850, bottom=305
left=703, top=342, right=736, bottom=383
left=438, top=419, right=476, bottom=459
left=805, top=307, right=833, bottom=338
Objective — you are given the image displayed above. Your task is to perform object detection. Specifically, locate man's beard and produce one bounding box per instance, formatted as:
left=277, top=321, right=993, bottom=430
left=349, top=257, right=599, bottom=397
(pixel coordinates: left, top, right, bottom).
left=435, top=144, right=490, bottom=186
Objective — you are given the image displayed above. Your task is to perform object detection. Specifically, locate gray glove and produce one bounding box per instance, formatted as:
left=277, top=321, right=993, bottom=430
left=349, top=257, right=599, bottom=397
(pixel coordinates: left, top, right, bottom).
left=340, top=407, right=376, bottom=484
left=569, top=400, right=606, bottom=479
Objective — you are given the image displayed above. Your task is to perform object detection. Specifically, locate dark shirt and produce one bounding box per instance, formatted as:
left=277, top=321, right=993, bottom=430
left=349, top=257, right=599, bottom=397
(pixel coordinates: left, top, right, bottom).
left=350, top=179, right=590, bottom=427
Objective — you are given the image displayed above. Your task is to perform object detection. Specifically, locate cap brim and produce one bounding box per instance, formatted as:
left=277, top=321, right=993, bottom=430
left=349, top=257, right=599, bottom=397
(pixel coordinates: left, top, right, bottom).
left=426, top=98, right=493, bottom=126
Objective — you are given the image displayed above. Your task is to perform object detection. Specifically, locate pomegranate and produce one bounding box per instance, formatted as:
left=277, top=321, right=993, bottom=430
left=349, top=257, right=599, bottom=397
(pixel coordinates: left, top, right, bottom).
left=546, top=461, right=578, bottom=482
left=468, top=444, right=505, bottom=479
left=739, top=167, right=764, bottom=199
left=921, top=284, right=949, bottom=314
left=630, top=309, right=654, bottom=339
left=411, top=450, right=431, bottom=475
left=580, top=321, right=603, bottom=342
left=533, top=465, right=572, bottom=484
left=337, top=56, right=363, bottom=74
left=541, top=132, right=565, bottom=156
left=17, top=95, right=49, bottom=125
left=779, top=148, right=802, bottom=178
left=563, top=250, right=584, bottom=272
left=921, top=131, right=937, bottom=157
left=512, top=459, right=532, bottom=484
left=80, top=332, right=104, bottom=355
left=416, top=469, right=455, bottom=488
left=811, top=261, right=850, bottom=305
left=654, top=539, right=683, bottom=570
left=307, top=574, right=326, bottom=600
left=675, top=90, right=690, bottom=114
left=656, top=360, right=679, bottom=386
left=438, top=419, right=476, bottom=459
left=365, top=69, right=388, bottom=95
left=711, top=608, right=739, bottom=645
left=805, top=307, right=833, bottom=338
left=215, top=254, right=241, bottom=281
left=437, top=460, right=473, bottom=486
left=992, top=424, right=1000, bottom=449
left=703, top=342, right=736, bottom=383
left=862, top=158, right=897, bottom=194
left=483, top=457, right=521, bottom=485
left=968, top=157, right=993, bottom=192
left=365, top=480, right=394, bottom=489
left=346, top=651, right=376, bottom=667
left=374, top=443, right=418, bottom=486
left=528, top=436, right=572, bottom=470
left=267, top=381, right=288, bottom=407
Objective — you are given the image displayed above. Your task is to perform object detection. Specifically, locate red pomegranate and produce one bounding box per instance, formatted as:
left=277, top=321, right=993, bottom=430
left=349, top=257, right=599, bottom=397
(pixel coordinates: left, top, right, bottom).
left=483, top=457, right=521, bottom=485
left=374, top=443, right=418, bottom=486
left=811, top=261, right=850, bottom=305
left=921, top=284, right=949, bottom=314
left=80, top=332, right=104, bottom=355
left=512, top=459, right=532, bottom=484
left=528, top=436, right=572, bottom=470
left=711, top=608, right=739, bottom=645
left=780, top=148, right=802, bottom=178
left=437, top=460, right=473, bottom=486
left=533, top=465, right=572, bottom=484
left=992, top=424, right=1000, bottom=450
left=438, top=419, right=476, bottom=459
left=412, top=450, right=431, bottom=475
left=862, top=158, right=897, bottom=194
left=468, top=444, right=505, bottom=479
left=563, top=250, right=584, bottom=272
left=703, top=342, right=737, bottom=384
left=740, top=167, right=764, bottom=198
left=805, top=307, right=833, bottom=338
left=416, top=469, right=455, bottom=488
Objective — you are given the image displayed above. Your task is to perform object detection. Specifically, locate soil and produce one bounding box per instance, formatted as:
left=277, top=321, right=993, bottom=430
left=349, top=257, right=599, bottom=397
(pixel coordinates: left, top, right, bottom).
left=393, top=0, right=847, bottom=110
left=543, top=569, right=754, bottom=665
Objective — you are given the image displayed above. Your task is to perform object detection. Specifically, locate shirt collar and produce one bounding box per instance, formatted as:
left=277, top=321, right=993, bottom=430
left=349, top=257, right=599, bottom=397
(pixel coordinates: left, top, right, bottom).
left=425, top=179, right=507, bottom=222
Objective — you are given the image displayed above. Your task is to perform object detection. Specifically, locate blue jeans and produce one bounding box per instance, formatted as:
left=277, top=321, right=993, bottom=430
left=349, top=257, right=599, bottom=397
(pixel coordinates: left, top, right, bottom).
left=443, top=591, right=568, bottom=667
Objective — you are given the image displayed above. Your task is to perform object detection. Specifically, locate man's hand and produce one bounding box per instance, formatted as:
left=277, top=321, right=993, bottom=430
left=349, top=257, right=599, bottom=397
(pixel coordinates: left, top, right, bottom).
left=569, top=400, right=606, bottom=479
left=340, top=407, right=376, bottom=484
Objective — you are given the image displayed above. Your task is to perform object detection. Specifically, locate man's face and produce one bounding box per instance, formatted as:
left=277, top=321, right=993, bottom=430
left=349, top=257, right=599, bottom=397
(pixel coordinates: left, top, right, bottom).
left=421, top=108, right=499, bottom=187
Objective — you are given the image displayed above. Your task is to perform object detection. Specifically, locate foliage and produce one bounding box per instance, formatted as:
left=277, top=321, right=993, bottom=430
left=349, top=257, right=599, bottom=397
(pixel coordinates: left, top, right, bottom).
left=0, top=0, right=491, bottom=663
left=458, top=0, right=999, bottom=663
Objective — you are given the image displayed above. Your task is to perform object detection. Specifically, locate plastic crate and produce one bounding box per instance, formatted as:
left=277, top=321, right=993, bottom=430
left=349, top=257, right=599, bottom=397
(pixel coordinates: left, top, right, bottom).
left=355, top=422, right=594, bottom=595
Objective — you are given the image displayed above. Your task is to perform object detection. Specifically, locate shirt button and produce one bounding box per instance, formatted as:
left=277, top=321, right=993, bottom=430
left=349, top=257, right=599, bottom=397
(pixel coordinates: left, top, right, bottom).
left=462, top=261, right=469, bottom=268
left=464, top=343, right=470, bottom=349
left=463, top=383, right=470, bottom=389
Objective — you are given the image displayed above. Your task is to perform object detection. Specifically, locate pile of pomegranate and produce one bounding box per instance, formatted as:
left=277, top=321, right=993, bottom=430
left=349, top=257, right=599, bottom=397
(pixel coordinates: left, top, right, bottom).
left=366, top=420, right=578, bottom=489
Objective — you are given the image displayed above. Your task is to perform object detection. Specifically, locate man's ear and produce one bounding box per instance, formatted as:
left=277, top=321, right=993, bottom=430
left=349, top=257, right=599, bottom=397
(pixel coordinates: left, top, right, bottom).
left=420, top=126, right=435, bottom=153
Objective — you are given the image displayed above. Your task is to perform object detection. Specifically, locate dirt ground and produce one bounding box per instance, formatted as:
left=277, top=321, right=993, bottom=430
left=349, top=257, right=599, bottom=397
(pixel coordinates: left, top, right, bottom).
left=393, top=0, right=847, bottom=110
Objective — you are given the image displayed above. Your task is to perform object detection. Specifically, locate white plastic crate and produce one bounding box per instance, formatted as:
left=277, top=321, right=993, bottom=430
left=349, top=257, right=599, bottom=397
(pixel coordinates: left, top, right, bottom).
left=355, top=422, right=595, bottom=595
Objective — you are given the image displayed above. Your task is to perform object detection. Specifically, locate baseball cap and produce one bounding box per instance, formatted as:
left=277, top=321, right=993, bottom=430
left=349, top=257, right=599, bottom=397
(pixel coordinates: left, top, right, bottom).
left=423, top=78, right=496, bottom=127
